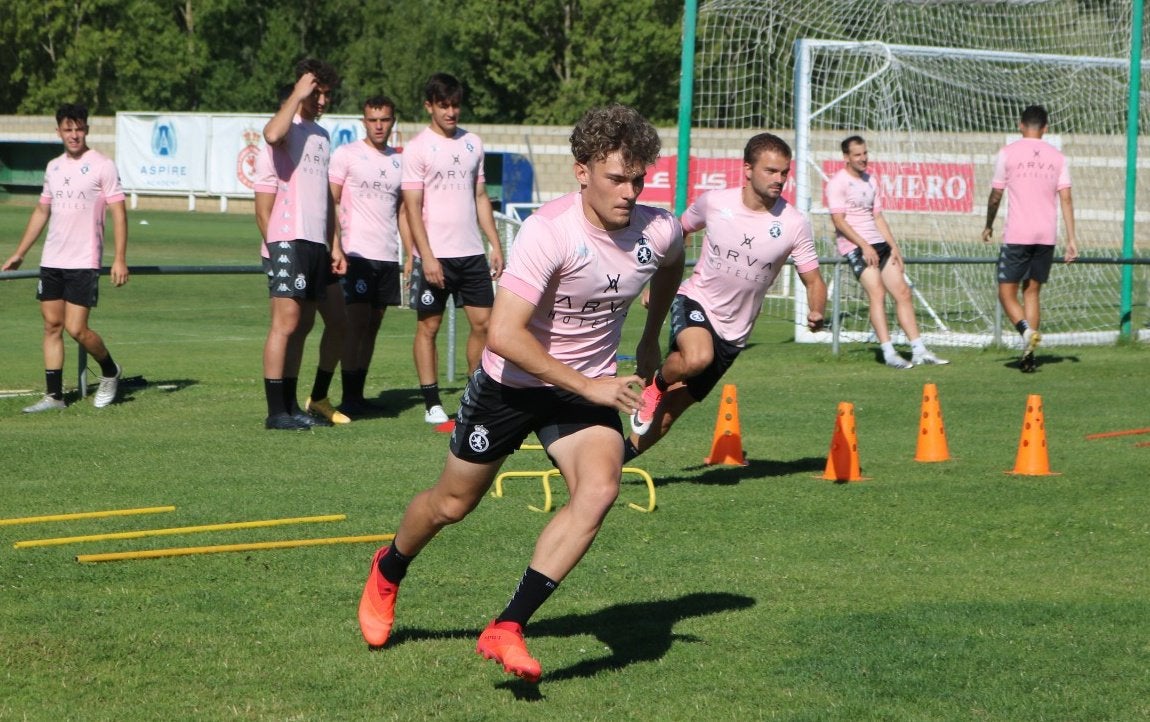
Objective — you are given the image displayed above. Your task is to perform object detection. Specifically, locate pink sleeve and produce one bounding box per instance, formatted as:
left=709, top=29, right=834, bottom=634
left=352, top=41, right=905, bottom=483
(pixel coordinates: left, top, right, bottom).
left=100, top=158, right=125, bottom=203
left=680, top=193, right=708, bottom=233
left=870, top=176, right=883, bottom=215
left=40, top=172, right=52, bottom=204
left=474, top=135, right=487, bottom=184
left=1057, top=158, right=1071, bottom=190
left=253, top=146, right=277, bottom=193
left=400, top=140, right=425, bottom=190
left=498, top=216, right=563, bottom=305
left=826, top=175, right=846, bottom=213
left=328, top=146, right=349, bottom=186
left=791, top=217, right=820, bottom=273
left=990, top=149, right=1008, bottom=190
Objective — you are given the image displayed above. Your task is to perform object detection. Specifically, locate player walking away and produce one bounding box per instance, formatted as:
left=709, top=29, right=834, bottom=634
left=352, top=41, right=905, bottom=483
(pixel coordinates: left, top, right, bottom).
left=402, top=72, right=505, bottom=425
left=982, top=104, right=1078, bottom=373
left=2, top=104, right=127, bottom=413
left=628, top=133, right=826, bottom=454
left=260, top=58, right=346, bottom=430
left=827, top=136, right=949, bottom=369
left=358, top=105, right=685, bottom=684
left=329, top=95, right=411, bottom=416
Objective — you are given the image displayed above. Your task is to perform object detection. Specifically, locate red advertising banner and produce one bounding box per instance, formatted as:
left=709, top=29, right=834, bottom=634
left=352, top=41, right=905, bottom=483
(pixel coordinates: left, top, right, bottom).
left=643, top=156, right=799, bottom=207
left=820, top=161, right=975, bottom=213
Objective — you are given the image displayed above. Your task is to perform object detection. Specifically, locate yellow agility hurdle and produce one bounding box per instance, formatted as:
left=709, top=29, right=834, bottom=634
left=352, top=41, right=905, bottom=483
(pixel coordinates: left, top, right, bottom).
left=0, top=505, right=176, bottom=527
left=76, top=533, right=395, bottom=563
left=491, top=467, right=656, bottom=513
left=15, top=514, right=347, bottom=548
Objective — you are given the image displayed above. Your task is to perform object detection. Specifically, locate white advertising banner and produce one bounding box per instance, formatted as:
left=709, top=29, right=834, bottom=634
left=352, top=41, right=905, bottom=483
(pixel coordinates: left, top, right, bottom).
left=117, top=113, right=367, bottom=198
left=115, top=114, right=210, bottom=192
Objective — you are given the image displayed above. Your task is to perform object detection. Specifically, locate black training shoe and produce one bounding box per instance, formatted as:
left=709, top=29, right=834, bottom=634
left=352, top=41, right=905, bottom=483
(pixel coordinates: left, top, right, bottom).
left=266, top=412, right=311, bottom=430
left=1019, top=352, right=1037, bottom=373
left=293, top=411, right=332, bottom=427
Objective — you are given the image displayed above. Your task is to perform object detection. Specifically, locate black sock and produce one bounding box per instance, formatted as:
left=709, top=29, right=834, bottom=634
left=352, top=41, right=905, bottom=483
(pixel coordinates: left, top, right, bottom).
left=653, top=369, right=669, bottom=392
left=623, top=437, right=641, bottom=463
left=45, top=369, right=63, bottom=400
left=378, top=542, right=416, bottom=585
left=341, top=369, right=366, bottom=403
left=265, top=379, right=287, bottom=416
left=310, top=367, right=334, bottom=401
left=420, top=383, right=442, bottom=410
left=97, top=353, right=118, bottom=377
left=496, top=567, right=558, bottom=628
left=283, top=377, right=300, bottom=414
left=1015, top=319, right=1030, bottom=335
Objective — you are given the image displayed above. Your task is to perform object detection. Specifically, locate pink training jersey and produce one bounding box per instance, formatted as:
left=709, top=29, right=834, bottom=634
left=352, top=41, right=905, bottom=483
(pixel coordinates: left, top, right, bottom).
left=679, top=188, right=819, bottom=347
left=253, top=144, right=277, bottom=259
left=826, top=167, right=884, bottom=256
left=991, top=138, right=1071, bottom=246
left=401, top=126, right=486, bottom=259
left=329, top=140, right=403, bottom=262
left=482, top=192, right=684, bottom=389
left=265, top=116, right=331, bottom=246
left=38, top=149, right=125, bottom=270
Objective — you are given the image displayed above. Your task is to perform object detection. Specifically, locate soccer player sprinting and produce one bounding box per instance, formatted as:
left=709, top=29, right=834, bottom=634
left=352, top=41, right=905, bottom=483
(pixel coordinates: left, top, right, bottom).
left=827, top=136, right=949, bottom=369
left=358, top=105, right=685, bottom=683
left=982, top=104, right=1078, bottom=373
left=402, top=73, right=505, bottom=425
left=628, top=133, right=827, bottom=455
left=3, top=104, right=127, bottom=413
left=328, top=95, right=410, bottom=416
left=260, top=59, right=346, bottom=430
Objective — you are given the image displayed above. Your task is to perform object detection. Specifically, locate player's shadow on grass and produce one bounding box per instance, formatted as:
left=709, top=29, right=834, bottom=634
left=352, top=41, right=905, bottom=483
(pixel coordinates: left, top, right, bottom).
left=659, top=457, right=827, bottom=487
left=359, top=388, right=429, bottom=419
left=81, top=376, right=198, bottom=405
left=1000, top=352, right=1078, bottom=371
left=389, top=591, right=755, bottom=697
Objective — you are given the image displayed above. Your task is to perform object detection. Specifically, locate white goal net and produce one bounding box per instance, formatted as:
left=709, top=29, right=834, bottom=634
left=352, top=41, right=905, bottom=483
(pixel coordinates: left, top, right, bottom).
left=691, top=0, right=1149, bottom=347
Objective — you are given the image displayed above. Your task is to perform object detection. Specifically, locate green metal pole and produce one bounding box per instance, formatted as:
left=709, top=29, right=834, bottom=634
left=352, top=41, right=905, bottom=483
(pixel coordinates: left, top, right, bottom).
left=674, top=0, right=699, bottom=217
left=1119, top=0, right=1144, bottom=337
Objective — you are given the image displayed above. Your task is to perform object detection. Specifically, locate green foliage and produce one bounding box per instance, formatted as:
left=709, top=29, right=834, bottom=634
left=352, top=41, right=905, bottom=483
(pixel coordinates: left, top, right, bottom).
left=2, top=204, right=1150, bottom=718
left=0, top=0, right=684, bottom=122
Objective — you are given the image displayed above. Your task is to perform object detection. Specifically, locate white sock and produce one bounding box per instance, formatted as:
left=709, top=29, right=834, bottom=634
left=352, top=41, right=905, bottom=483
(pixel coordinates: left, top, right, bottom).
left=880, top=341, right=897, bottom=358
left=910, top=338, right=927, bottom=355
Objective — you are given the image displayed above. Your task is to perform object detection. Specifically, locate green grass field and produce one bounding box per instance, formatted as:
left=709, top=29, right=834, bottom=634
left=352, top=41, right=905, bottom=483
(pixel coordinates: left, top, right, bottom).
left=1, top=204, right=1149, bottom=720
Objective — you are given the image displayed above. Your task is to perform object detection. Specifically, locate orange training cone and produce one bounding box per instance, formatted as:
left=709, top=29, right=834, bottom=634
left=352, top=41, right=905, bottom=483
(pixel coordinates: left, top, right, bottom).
left=915, top=383, right=950, bottom=462
left=704, top=384, right=747, bottom=466
left=822, top=402, right=864, bottom=482
left=1008, top=394, right=1057, bottom=476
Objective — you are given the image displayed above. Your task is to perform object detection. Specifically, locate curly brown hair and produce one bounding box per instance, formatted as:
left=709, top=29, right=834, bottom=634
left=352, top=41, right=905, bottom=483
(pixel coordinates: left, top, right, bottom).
left=569, top=105, right=661, bottom=169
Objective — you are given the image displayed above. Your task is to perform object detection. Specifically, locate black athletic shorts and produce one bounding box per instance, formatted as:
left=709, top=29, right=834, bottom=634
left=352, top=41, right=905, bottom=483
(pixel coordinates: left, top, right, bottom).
left=448, top=366, right=624, bottom=464
left=342, top=256, right=401, bottom=308
left=668, top=294, right=743, bottom=402
left=996, top=244, right=1055, bottom=285
left=37, top=267, right=99, bottom=307
left=408, top=254, right=494, bottom=313
left=845, top=242, right=893, bottom=280
left=265, top=240, right=328, bottom=300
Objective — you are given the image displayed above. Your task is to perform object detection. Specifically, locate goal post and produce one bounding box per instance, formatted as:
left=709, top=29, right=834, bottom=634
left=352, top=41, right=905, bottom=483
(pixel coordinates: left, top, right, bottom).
left=681, top=0, right=1150, bottom=348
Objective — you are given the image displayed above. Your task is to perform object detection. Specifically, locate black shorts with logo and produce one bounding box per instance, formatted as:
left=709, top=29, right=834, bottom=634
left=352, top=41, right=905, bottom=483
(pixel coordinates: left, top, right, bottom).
left=265, top=240, right=329, bottom=301
left=845, top=242, right=893, bottom=279
left=37, top=267, right=99, bottom=307
left=448, top=366, right=623, bottom=464
left=342, top=256, right=401, bottom=308
left=996, top=244, right=1055, bottom=284
left=408, top=254, right=494, bottom=313
left=668, top=294, right=743, bottom=402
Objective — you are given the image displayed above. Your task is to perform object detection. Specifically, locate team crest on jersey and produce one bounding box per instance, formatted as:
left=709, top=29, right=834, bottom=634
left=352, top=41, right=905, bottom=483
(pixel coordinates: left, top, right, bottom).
left=294, top=274, right=307, bottom=291
left=636, top=237, right=653, bottom=265
left=80, top=164, right=90, bottom=175
left=420, top=289, right=435, bottom=306
left=690, top=310, right=706, bottom=323
left=769, top=221, right=783, bottom=238
left=466, top=142, right=474, bottom=153
left=355, top=279, right=368, bottom=295
left=469, top=425, right=490, bottom=453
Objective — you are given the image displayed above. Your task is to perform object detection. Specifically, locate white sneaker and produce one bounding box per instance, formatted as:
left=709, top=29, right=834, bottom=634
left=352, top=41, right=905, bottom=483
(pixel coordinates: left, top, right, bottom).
left=424, top=404, right=450, bottom=424
left=93, top=364, right=122, bottom=408
left=22, top=395, right=67, bottom=413
left=912, top=350, right=950, bottom=366
left=1022, top=328, right=1042, bottom=355
left=884, top=355, right=914, bottom=370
